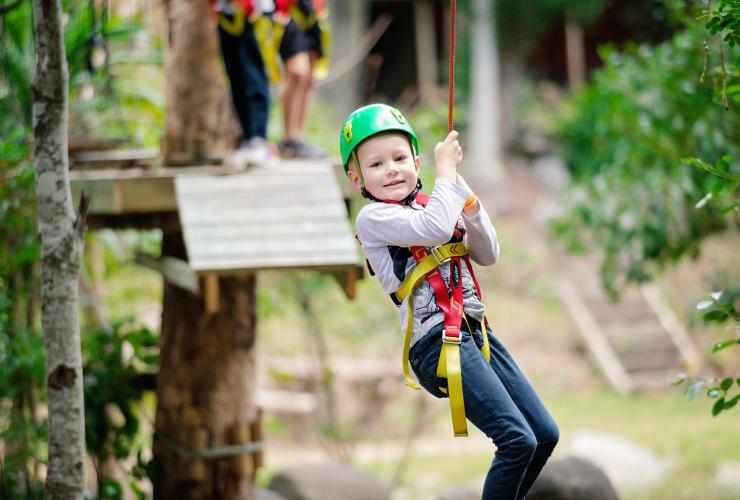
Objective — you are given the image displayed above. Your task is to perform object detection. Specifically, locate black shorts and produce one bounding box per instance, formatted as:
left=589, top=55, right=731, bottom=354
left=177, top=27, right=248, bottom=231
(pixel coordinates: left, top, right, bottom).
left=279, top=19, right=322, bottom=61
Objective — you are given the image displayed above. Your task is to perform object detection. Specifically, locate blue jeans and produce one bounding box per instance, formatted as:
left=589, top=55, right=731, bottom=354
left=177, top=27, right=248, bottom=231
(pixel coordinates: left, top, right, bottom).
left=409, top=320, right=559, bottom=500
left=218, top=23, right=270, bottom=141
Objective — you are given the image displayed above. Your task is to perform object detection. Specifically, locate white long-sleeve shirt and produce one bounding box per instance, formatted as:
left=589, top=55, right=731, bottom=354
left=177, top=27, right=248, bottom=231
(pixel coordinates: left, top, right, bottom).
left=355, top=178, right=500, bottom=346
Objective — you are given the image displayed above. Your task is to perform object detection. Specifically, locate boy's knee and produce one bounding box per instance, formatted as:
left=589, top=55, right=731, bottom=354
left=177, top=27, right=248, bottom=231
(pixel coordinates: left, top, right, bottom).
left=505, top=428, right=537, bottom=458
left=541, top=422, right=560, bottom=449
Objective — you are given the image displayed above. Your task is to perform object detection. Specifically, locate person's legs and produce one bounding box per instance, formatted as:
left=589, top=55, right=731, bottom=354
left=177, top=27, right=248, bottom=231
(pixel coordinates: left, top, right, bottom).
left=281, top=51, right=312, bottom=141
left=294, top=50, right=317, bottom=138
left=218, top=23, right=270, bottom=141
left=473, top=325, right=560, bottom=499
left=409, top=327, right=538, bottom=500
left=277, top=21, right=324, bottom=158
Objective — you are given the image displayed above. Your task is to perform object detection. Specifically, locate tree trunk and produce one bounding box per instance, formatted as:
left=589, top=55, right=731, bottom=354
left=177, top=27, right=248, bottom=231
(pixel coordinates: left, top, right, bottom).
left=154, top=3, right=258, bottom=498
left=564, top=20, right=586, bottom=91
left=31, top=0, right=88, bottom=497
left=162, top=0, right=239, bottom=157
left=467, top=0, right=507, bottom=187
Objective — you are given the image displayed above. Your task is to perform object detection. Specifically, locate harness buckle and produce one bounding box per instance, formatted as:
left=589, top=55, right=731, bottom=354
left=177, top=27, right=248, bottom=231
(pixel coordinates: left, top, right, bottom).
left=442, top=329, right=461, bottom=344
left=431, top=246, right=450, bottom=266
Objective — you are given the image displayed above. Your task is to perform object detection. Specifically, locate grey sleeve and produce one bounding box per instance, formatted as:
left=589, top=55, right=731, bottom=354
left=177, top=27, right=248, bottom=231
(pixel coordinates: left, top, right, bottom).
left=462, top=205, right=500, bottom=266
left=356, top=178, right=469, bottom=248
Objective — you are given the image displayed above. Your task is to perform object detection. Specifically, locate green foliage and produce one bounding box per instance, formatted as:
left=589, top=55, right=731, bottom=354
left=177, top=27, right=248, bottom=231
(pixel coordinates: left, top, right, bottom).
left=701, top=0, right=740, bottom=47
left=82, top=320, right=158, bottom=494
left=496, top=0, right=608, bottom=43
left=553, top=18, right=739, bottom=296
left=0, top=329, right=46, bottom=500
left=0, top=318, right=158, bottom=497
left=554, top=0, right=740, bottom=418
left=0, top=1, right=164, bottom=150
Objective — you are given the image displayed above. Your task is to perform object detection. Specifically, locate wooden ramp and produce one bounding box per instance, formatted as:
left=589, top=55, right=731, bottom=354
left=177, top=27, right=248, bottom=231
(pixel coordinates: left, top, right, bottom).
left=69, top=155, right=363, bottom=300
left=175, top=160, right=361, bottom=274
left=558, top=280, right=703, bottom=393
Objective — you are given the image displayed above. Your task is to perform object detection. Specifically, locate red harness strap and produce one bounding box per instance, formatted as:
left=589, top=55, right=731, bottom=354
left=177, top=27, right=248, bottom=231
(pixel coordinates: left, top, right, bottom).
left=408, top=193, right=464, bottom=341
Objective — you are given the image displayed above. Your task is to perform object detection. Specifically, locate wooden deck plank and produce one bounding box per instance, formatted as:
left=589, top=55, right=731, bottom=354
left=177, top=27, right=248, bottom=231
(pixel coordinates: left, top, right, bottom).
left=176, top=161, right=361, bottom=275
left=183, top=220, right=351, bottom=237
left=190, top=255, right=362, bottom=274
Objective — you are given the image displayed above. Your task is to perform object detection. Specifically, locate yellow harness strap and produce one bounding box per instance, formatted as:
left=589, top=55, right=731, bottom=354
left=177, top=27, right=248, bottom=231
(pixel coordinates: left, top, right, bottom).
left=218, top=7, right=246, bottom=36
left=395, top=242, right=489, bottom=437
left=253, top=16, right=283, bottom=84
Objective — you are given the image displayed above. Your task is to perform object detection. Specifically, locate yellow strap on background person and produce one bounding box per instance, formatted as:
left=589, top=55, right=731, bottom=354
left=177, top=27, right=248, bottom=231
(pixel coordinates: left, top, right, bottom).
left=289, top=5, right=317, bottom=31
left=218, top=6, right=246, bottom=36
left=253, top=15, right=282, bottom=85
left=313, top=18, right=331, bottom=80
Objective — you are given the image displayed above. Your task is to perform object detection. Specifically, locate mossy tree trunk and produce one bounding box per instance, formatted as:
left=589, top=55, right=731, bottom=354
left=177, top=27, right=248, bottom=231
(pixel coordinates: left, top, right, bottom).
left=154, top=2, right=257, bottom=498
left=31, top=0, right=88, bottom=497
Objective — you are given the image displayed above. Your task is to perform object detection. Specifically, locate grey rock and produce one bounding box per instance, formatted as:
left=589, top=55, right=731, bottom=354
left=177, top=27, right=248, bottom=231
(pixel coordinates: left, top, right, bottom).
left=257, top=488, right=287, bottom=500
left=437, top=484, right=480, bottom=500
left=267, top=462, right=391, bottom=500
left=527, top=456, right=619, bottom=500
left=568, top=431, right=668, bottom=490
left=714, top=462, right=740, bottom=490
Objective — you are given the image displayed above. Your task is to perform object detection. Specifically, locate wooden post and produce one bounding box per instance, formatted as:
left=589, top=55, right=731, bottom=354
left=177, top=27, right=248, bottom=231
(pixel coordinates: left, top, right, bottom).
left=180, top=407, right=208, bottom=482
left=251, top=409, right=264, bottom=469
left=565, top=20, right=586, bottom=91
left=414, top=0, right=438, bottom=103
left=227, top=422, right=254, bottom=476
left=204, top=274, right=220, bottom=314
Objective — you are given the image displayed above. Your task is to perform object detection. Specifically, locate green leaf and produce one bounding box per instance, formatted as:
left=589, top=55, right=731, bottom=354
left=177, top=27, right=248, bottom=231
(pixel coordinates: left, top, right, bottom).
left=724, top=395, right=740, bottom=411
left=712, top=338, right=740, bottom=352
left=720, top=377, right=733, bottom=392
left=712, top=397, right=726, bottom=416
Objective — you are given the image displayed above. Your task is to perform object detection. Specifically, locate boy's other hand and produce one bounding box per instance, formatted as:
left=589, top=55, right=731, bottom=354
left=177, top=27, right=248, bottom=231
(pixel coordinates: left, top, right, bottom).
left=434, top=130, right=463, bottom=182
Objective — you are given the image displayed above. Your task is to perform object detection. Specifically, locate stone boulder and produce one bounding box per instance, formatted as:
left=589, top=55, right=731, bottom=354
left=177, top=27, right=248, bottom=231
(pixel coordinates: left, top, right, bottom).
left=437, top=485, right=480, bottom=500
left=257, top=488, right=287, bottom=500
left=527, top=456, right=619, bottom=500
left=267, top=462, right=391, bottom=500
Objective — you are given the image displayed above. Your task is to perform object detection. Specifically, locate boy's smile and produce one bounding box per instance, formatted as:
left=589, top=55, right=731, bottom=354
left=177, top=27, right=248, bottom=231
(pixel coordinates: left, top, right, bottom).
left=349, top=132, right=420, bottom=202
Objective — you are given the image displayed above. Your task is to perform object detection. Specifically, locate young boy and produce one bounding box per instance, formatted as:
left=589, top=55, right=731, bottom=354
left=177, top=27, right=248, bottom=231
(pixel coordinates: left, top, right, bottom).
left=340, top=104, right=559, bottom=500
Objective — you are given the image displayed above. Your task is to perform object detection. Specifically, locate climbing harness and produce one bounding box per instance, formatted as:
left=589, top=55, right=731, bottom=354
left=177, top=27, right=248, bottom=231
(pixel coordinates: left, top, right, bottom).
left=213, top=0, right=331, bottom=83
left=389, top=193, right=490, bottom=437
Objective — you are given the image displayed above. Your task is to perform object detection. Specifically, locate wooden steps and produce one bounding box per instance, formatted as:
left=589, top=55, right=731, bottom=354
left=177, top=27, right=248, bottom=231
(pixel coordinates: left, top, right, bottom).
left=558, top=281, right=703, bottom=393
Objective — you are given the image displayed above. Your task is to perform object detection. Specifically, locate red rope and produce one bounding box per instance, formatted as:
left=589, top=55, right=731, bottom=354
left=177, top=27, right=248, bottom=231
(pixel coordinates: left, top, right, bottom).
left=448, top=0, right=456, bottom=133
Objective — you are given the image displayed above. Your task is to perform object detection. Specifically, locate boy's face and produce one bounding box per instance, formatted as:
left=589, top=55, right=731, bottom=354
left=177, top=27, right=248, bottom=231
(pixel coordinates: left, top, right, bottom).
left=348, top=133, right=420, bottom=202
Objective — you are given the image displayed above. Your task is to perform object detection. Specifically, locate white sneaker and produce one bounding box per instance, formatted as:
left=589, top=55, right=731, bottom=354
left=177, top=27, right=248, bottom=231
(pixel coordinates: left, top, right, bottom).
left=225, top=137, right=278, bottom=168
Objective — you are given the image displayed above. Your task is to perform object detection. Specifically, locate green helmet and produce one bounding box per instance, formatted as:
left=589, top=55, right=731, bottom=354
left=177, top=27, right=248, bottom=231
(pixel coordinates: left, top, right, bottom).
left=339, top=104, right=419, bottom=174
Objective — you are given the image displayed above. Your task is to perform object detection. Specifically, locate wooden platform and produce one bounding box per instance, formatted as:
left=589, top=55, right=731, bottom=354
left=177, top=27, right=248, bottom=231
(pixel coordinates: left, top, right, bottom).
left=69, top=156, right=363, bottom=299
left=175, top=161, right=360, bottom=274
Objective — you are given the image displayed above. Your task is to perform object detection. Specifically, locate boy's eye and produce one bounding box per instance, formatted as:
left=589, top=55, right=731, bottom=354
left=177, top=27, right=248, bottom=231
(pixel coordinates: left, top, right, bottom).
left=370, top=161, right=382, bottom=168
left=395, top=155, right=407, bottom=162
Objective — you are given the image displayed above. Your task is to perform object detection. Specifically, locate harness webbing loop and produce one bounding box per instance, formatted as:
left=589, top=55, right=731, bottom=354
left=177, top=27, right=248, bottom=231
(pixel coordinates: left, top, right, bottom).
left=393, top=193, right=491, bottom=438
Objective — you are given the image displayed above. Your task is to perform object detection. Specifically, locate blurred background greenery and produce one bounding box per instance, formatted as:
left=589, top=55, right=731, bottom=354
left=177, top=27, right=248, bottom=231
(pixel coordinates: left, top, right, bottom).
left=1, top=0, right=738, bottom=498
